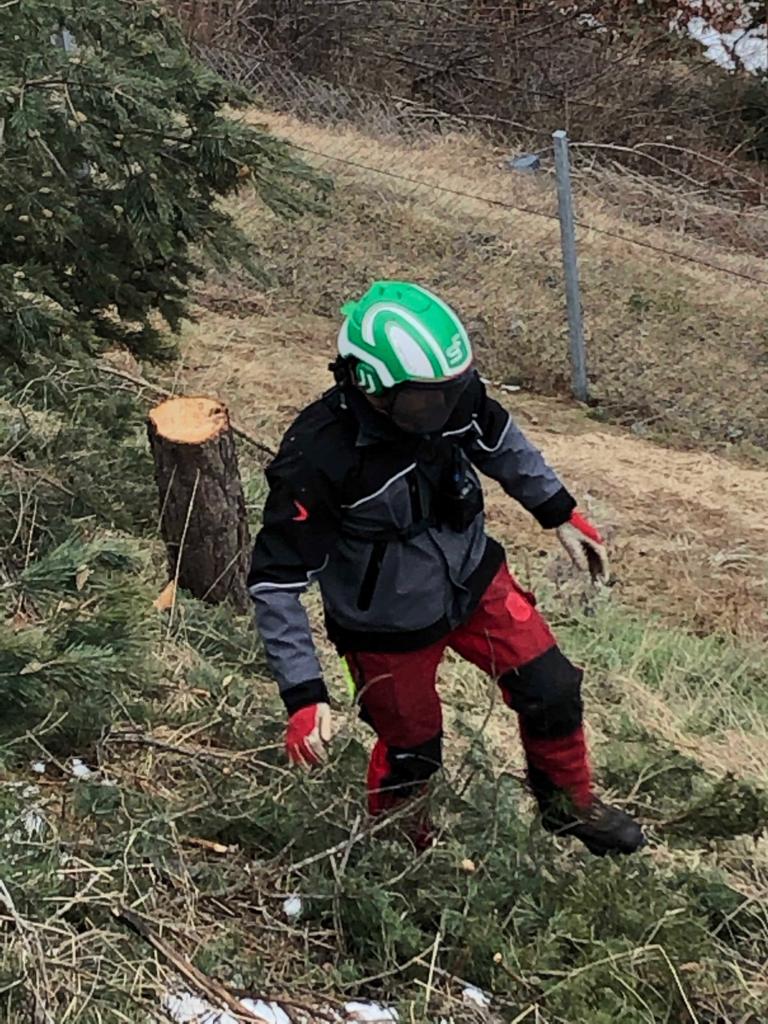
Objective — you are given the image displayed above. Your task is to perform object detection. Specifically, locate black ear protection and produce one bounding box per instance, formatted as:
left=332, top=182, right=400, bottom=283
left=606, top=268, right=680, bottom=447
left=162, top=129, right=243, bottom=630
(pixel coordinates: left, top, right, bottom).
left=329, top=356, right=355, bottom=386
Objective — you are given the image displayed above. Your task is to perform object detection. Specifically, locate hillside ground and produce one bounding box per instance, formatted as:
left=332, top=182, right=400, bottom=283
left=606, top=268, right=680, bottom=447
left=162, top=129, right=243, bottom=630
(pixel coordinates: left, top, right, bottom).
left=2, top=107, right=768, bottom=1024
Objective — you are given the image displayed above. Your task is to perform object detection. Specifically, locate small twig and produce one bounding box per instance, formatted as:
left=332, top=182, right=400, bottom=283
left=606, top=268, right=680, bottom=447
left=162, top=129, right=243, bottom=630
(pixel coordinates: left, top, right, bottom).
left=166, top=468, right=200, bottom=635
left=263, top=995, right=342, bottom=1021
left=157, top=464, right=177, bottom=533
left=337, top=812, right=361, bottom=877
left=340, top=942, right=438, bottom=990
left=15, top=496, right=38, bottom=616
left=0, top=880, right=55, bottom=1023
left=654, top=945, right=700, bottom=1024
left=509, top=1006, right=537, bottom=1024
left=200, top=545, right=249, bottom=602
left=107, top=729, right=278, bottom=759
left=114, top=906, right=270, bottom=1024
left=32, top=135, right=68, bottom=178
left=0, top=455, right=75, bottom=497
left=182, top=835, right=237, bottom=855
left=287, top=797, right=427, bottom=873
left=423, top=929, right=442, bottom=1016
left=413, top=957, right=485, bottom=994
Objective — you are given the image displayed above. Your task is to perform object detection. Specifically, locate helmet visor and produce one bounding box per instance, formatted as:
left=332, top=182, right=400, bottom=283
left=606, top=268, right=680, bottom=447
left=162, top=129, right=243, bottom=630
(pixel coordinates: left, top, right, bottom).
left=388, top=372, right=473, bottom=434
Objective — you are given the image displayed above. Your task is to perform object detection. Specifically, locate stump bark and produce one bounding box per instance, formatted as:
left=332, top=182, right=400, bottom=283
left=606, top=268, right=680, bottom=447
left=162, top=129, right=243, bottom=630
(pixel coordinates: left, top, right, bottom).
left=147, top=396, right=251, bottom=613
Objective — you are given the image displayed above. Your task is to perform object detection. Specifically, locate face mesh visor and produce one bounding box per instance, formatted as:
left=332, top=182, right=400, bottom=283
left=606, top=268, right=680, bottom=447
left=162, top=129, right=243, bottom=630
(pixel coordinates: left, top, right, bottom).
left=387, top=371, right=473, bottom=434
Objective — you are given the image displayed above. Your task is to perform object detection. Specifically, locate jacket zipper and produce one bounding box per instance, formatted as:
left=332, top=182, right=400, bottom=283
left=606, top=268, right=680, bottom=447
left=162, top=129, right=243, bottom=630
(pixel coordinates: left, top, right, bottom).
left=407, top=470, right=423, bottom=522
left=356, top=540, right=387, bottom=611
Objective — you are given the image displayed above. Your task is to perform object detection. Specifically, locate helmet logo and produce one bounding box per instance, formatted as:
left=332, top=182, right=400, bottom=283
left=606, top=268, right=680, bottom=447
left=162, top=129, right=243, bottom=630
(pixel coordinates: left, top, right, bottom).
left=355, top=363, right=380, bottom=394
left=445, top=332, right=467, bottom=368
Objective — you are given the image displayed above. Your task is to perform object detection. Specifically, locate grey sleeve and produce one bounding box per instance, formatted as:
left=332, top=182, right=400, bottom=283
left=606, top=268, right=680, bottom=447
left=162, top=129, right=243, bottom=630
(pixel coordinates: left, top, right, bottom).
left=250, top=586, right=323, bottom=694
left=247, top=439, right=340, bottom=712
left=467, top=381, right=576, bottom=527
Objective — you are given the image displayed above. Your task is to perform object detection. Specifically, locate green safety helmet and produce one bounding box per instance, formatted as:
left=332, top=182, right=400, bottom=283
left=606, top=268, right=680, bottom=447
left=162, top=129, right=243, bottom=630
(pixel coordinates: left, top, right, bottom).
left=337, top=281, right=473, bottom=396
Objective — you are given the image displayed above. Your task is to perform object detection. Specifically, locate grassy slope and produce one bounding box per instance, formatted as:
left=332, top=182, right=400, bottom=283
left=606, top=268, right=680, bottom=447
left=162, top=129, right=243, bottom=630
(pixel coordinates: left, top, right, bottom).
left=4, top=509, right=768, bottom=1023
left=234, top=111, right=768, bottom=458
left=2, top=111, right=768, bottom=1023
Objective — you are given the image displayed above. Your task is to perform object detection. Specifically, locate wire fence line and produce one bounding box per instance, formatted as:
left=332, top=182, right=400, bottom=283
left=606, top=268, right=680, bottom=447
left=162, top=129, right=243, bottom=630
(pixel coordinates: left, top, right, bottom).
left=200, top=44, right=768, bottom=277
left=283, top=140, right=768, bottom=290
left=196, top=41, right=768, bottom=453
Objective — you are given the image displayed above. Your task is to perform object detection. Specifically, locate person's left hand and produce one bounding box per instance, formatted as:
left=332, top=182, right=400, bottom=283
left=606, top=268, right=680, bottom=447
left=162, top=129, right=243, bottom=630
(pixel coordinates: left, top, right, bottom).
left=557, top=511, right=609, bottom=583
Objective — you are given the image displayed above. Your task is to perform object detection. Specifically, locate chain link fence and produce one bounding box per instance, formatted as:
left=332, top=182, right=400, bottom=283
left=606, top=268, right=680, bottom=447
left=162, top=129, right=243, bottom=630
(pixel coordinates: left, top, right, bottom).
left=198, top=42, right=768, bottom=454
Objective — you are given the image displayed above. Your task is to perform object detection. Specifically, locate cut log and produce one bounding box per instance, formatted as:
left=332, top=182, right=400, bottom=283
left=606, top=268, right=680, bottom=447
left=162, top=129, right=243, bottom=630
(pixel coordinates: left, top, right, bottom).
left=147, top=396, right=251, bottom=613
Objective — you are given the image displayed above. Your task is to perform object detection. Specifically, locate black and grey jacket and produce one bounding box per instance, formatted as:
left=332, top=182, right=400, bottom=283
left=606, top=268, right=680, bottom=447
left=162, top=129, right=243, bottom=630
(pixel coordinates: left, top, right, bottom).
left=247, top=373, right=576, bottom=713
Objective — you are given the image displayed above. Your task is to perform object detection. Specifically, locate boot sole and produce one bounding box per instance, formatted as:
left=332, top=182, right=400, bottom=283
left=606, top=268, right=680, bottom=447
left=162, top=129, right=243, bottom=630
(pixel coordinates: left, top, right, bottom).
left=581, top=834, right=646, bottom=856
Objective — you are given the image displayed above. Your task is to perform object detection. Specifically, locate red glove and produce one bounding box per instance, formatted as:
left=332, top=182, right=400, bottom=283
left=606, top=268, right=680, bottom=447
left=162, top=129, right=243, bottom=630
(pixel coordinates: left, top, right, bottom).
left=556, top=511, right=609, bottom=582
left=285, top=703, right=332, bottom=767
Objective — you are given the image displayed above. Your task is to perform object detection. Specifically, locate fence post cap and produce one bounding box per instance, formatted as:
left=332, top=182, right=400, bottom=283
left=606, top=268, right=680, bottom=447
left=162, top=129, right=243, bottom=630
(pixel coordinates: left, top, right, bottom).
left=506, top=153, right=541, bottom=173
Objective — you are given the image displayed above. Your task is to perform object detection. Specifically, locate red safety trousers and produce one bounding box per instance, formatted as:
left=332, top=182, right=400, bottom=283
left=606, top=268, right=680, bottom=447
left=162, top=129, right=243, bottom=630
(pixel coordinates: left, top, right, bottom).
left=345, top=563, right=593, bottom=819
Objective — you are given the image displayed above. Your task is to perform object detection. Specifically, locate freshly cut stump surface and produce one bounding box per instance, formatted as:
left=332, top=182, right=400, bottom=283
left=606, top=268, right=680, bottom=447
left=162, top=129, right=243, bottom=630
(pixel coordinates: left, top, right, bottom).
left=148, top=396, right=251, bottom=612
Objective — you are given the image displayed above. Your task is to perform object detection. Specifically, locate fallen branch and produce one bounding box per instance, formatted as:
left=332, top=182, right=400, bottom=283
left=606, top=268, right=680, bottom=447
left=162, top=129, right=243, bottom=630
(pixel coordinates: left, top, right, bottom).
left=114, top=905, right=270, bottom=1024
left=182, top=835, right=237, bottom=855
left=106, top=729, right=281, bottom=764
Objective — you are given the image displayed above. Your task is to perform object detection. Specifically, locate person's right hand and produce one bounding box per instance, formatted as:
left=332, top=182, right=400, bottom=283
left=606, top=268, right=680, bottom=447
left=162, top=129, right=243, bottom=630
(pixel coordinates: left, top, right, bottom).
left=285, top=703, right=333, bottom=767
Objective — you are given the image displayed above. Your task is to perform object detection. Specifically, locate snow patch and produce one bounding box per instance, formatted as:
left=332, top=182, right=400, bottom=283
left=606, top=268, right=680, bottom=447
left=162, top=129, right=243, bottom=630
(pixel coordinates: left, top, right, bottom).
left=22, top=807, right=45, bottom=838
left=241, top=1000, right=292, bottom=1024
left=162, top=991, right=218, bottom=1023
left=282, top=895, right=303, bottom=920
left=462, top=986, right=491, bottom=1010
left=162, top=991, right=293, bottom=1024
left=3, top=782, right=46, bottom=843
left=70, top=757, right=94, bottom=780
left=344, top=1002, right=398, bottom=1022
left=161, top=989, right=399, bottom=1024
left=686, top=14, right=767, bottom=73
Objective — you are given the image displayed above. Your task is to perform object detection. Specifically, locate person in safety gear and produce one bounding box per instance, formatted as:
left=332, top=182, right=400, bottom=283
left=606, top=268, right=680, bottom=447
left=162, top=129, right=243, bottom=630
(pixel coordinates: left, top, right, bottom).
left=248, top=281, right=644, bottom=856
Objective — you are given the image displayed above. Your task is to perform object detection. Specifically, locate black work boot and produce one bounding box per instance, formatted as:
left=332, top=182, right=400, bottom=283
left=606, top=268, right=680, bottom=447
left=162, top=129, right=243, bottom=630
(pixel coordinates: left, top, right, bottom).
left=541, top=796, right=645, bottom=856
left=529, top=766, right=645, bottom=856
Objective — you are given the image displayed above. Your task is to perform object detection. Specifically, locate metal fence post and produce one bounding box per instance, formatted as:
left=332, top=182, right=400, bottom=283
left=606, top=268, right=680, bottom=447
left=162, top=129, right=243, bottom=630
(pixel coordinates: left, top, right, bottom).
left=552, top=129, right=588, bottom=403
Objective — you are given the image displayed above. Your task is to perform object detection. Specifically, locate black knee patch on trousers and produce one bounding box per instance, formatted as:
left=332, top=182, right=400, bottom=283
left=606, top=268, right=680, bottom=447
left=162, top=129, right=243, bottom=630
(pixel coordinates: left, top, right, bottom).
left=385, top=732, right=443, bottom=800
left=500, top=647, right=583, bottom=740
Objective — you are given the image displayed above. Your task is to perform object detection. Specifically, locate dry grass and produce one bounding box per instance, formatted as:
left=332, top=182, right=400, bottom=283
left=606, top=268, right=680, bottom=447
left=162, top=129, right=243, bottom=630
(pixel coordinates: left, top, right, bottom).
left=221, top=110, right=768, bottom=456
left=573, top=160, right=768, bottom=259
left=167, top=104, right=768, bottom=641
left=174, top=302, right=768, bottom=645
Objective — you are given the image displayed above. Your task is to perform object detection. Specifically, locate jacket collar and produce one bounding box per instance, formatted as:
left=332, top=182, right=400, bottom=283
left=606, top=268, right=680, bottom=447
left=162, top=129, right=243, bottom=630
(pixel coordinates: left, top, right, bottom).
left=342, top=386, right=405, bottom=447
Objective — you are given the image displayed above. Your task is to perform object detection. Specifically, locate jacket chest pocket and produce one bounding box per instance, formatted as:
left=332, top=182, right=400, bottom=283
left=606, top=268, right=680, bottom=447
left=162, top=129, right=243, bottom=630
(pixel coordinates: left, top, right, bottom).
left=341, top=473, right=416, bottom=613
left=341, top=472, right=414, bottom=537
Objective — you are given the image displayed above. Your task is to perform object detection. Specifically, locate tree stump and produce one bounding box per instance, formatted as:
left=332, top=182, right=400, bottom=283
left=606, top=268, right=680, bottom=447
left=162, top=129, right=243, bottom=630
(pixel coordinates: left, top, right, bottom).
left=147, top=396, right=251, bottom=613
